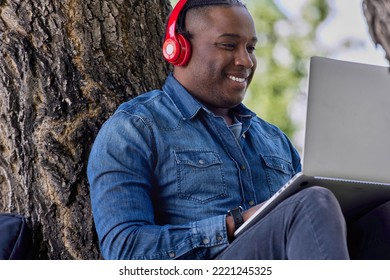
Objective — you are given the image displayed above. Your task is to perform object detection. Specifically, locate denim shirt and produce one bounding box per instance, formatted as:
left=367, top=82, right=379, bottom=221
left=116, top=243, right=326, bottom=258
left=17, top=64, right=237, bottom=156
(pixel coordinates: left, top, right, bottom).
left=87, top=74, right=302, bottom=260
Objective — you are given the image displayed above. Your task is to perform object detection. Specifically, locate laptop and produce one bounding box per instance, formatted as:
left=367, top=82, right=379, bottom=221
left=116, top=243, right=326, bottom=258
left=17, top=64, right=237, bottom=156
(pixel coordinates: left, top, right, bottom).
left=235, top=56, right=390, bottom=237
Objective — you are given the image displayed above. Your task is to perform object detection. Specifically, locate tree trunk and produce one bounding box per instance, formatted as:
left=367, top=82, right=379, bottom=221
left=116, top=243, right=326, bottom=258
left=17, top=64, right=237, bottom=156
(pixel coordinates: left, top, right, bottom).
left=363, top=0, right=390, bottom=62
left=0, top=0, right=171, bottom=259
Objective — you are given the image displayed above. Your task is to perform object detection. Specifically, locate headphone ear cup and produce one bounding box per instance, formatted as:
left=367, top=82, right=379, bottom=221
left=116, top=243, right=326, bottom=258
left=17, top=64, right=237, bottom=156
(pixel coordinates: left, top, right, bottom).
left=163, top=37, right=181, bottom=64
left=174, top=34, right=191, bottom=66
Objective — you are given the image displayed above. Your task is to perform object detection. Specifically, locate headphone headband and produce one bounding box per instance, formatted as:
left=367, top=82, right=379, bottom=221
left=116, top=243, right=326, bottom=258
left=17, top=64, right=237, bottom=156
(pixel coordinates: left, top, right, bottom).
left=162, top=0, right=191, bottom=66
left=165, top=0, right=187, bottom=41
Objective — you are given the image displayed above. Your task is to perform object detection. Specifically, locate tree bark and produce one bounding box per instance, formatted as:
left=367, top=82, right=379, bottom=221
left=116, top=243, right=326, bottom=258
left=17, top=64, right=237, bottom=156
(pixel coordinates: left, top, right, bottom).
left=0, top=0, right=171, bottom=259
left=363, top=0, right=390, bottom=62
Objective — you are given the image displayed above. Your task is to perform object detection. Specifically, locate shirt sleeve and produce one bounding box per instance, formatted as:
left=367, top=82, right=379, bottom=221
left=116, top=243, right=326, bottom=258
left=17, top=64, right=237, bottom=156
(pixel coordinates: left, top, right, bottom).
left=87, top=110, right=229, bottom=260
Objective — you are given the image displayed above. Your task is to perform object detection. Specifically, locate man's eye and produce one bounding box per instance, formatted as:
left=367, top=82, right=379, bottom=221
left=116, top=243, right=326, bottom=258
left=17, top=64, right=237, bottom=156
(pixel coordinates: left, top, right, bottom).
left=216, top=43, right=236, bottom=50
left=247, top=46, right=256, bottom=54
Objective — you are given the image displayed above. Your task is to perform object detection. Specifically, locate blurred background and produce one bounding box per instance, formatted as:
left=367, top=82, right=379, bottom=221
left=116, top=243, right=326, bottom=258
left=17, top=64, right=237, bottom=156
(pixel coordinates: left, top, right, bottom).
left=170, top=0, right=387, bottom=152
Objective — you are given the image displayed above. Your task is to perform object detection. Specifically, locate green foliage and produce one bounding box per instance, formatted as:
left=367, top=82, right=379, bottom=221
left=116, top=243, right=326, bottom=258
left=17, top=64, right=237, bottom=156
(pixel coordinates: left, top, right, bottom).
left=244, top=0, right=329, bottom=138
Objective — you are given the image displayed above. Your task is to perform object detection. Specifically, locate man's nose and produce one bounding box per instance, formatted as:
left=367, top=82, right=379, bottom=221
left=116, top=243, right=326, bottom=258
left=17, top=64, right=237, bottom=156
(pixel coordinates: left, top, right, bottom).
left=235, top=48, right=255, bottom=68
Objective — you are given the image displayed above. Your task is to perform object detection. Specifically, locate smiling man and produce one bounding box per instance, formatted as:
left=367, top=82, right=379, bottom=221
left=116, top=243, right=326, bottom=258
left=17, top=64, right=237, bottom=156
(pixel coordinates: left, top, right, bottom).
left=87, top=0, right=350, bottom=260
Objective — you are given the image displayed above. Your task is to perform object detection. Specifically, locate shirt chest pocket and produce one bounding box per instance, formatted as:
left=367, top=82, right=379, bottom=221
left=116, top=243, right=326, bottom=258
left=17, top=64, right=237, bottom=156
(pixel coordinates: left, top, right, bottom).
left=261, top=155, right=295, bottom=195
left=174, top=150, right=227, bottom=203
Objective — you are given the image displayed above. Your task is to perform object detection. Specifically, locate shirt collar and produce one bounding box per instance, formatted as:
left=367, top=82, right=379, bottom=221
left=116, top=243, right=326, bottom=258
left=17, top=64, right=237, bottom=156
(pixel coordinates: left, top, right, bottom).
left=162, top=74, right=203, bottom=120
left=162, top=73, right=256, bottom=121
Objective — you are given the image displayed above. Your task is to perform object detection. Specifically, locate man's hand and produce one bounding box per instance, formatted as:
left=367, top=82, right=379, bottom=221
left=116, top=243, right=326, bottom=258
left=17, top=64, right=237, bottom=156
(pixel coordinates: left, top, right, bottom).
left=226, top=202, right=265, bottom=241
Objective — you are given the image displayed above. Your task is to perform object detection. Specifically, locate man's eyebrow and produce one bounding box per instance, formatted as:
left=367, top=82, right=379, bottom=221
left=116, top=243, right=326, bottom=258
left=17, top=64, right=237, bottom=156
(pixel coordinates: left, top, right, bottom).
left=218, top=33, right=258, bottom=43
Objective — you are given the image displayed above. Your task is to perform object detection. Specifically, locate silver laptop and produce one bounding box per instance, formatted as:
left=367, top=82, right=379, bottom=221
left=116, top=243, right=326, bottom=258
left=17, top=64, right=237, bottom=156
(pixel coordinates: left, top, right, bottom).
left=235, top=56, right=390, bottom=237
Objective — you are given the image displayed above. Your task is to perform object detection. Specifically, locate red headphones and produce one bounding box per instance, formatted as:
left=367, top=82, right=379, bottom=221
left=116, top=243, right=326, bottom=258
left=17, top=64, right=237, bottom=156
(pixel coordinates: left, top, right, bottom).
left=163, top=0, right=191, bottom=66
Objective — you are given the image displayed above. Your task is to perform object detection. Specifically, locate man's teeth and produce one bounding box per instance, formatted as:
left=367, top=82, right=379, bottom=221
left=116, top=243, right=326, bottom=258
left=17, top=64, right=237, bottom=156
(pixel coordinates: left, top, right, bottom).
left=227, top=75, right=246, bottom=83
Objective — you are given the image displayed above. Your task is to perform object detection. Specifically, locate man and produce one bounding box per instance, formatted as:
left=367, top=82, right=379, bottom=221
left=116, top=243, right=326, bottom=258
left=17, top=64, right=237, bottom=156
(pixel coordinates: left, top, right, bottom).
left=87, top=0, right=388, bottom=260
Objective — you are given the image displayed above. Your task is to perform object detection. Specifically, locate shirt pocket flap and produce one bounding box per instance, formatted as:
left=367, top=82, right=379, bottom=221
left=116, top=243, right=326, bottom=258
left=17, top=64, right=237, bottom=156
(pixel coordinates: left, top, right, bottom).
left=174, top=150, right=222, bottom=168
left=261, top=155, right=294, bottom=175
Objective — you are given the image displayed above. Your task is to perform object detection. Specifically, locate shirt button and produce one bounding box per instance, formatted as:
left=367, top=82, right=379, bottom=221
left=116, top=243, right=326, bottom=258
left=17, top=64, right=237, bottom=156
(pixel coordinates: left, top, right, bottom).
left=168, top=252, right=175, bottom=258
left=240, top=165, right=246, bottom=171
left=198, top=159, right=205, bottom=165
left=249, top=200, right=255, bottom=206
left=203, top=238, right=210, bottom=245
left=216, top=235, right=223, bottom=242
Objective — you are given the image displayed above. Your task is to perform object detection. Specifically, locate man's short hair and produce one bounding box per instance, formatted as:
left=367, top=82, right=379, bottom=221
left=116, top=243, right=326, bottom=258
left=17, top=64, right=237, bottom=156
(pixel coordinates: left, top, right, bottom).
left=176, top=0, right=247, bottom=39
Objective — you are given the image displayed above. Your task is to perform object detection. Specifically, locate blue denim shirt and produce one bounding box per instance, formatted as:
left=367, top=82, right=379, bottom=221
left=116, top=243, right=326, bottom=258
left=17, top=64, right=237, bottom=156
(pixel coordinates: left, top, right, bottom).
left=87, top=74, right=301, bottom=260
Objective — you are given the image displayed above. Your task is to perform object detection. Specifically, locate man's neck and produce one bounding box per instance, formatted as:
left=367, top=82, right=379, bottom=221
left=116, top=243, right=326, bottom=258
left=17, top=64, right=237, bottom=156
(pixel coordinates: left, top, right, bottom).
left=209, top=107, right=234, bottom=125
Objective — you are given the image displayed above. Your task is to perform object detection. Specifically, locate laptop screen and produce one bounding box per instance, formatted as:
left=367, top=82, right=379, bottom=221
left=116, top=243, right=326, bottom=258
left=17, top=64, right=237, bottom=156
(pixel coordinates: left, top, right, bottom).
left=302, top=57, right=390, bottom=184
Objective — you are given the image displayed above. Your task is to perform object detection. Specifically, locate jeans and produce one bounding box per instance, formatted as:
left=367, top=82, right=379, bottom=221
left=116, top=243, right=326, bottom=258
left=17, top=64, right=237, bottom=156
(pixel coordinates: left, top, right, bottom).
left=216, top=186, right=350, bottom=259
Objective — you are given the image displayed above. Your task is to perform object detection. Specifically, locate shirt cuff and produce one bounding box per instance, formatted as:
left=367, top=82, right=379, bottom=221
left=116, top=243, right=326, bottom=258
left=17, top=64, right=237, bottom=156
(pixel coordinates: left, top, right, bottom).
left=191, top=214, right=229, bottom=259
